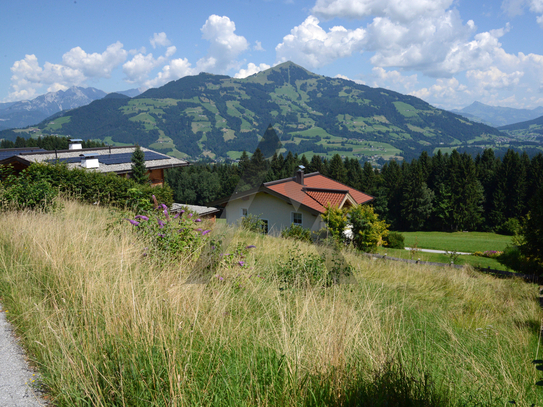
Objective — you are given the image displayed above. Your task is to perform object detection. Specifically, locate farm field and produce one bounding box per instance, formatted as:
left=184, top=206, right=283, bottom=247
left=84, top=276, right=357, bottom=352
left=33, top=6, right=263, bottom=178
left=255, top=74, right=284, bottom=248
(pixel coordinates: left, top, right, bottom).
left=0, top=201, right=541, bottom=405
left=401, top=231, right=512, bottom=253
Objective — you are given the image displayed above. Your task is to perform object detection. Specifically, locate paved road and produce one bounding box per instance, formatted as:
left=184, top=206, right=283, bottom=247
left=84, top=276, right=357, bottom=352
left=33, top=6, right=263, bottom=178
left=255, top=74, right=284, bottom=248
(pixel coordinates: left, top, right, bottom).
left=0, top=304, right=46, bottom=407
left=405, top=247, right=472, bottom=255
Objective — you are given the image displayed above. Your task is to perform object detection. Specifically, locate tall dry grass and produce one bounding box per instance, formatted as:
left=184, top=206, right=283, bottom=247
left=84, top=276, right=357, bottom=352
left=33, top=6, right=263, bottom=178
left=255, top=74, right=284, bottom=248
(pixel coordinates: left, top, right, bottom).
left=0, top=200, right=542, bottom=405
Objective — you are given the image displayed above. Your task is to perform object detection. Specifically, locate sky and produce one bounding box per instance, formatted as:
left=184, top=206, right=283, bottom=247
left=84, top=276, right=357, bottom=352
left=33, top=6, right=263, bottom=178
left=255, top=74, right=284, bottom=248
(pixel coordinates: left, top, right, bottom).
left=1, top=0, right=543, bottom=110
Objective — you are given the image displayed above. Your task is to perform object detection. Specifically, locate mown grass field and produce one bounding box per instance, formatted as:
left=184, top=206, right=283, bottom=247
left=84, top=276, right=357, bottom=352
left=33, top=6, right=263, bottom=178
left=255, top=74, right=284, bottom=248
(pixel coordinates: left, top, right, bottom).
left=0, top=201, right=541, bottom=406
left=376, top=247, right=509, bottom=271
left=402, top=231, right=512, bottom=253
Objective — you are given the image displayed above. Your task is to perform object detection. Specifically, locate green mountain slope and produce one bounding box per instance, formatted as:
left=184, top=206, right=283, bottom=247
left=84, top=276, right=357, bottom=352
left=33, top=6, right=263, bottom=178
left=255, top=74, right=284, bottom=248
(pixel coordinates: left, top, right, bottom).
left=0, top=62, right=504, bottom=161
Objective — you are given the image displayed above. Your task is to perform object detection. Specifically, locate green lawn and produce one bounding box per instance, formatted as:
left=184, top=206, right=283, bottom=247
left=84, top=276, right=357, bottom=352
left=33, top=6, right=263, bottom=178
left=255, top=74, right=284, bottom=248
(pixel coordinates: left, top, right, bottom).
left=401, top=231, right=511, bottom=253
left=376, top=246, right=509, bottom=271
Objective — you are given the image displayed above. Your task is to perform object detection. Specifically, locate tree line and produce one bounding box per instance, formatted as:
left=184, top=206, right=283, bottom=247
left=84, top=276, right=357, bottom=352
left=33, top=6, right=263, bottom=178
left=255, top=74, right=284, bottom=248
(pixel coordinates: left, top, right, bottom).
left=165, top=148, right=543, bottom=233
left=1, top=135, right=105, bottom=150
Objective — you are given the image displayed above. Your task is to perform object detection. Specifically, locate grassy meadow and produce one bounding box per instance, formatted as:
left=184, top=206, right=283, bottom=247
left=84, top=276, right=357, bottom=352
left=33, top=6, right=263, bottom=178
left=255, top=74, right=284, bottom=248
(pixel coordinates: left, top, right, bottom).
left=402, top=231, right=512, bottom=253
left=0, top=200, right=542, bottom=406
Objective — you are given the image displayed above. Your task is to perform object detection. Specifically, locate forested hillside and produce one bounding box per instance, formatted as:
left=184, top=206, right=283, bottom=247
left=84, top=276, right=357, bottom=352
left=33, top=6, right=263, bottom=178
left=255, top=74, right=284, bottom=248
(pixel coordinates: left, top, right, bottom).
left=0, top=62, right=504, bottom=162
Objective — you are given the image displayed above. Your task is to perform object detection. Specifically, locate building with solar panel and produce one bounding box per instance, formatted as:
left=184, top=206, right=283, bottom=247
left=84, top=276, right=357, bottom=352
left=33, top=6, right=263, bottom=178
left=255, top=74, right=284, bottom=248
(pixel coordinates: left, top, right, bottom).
left=0, top=141, right=189, bottom=187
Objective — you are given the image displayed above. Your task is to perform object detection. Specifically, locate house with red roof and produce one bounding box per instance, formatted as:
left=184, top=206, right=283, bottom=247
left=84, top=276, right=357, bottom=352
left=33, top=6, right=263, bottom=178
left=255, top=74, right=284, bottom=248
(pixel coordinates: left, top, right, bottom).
left=211, top=167, right=373, bottom=235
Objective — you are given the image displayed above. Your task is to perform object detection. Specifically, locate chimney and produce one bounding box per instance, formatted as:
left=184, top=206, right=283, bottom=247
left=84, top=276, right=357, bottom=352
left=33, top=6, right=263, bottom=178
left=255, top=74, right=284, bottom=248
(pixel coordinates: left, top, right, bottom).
left=80, top=153, right=100, bottom=169
left=296, top=165, right=305, bottom=185
left=69, top=138, right=83, bottom=150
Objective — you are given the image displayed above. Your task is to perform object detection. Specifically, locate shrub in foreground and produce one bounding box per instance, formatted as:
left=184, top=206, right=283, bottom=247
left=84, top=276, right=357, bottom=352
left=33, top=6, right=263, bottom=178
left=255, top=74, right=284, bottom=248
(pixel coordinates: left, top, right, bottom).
left=384, top=231, right=405, bottom=249
left=281, top=224, right=312, bottom=243
left=20, top=162, right=172, bottom=208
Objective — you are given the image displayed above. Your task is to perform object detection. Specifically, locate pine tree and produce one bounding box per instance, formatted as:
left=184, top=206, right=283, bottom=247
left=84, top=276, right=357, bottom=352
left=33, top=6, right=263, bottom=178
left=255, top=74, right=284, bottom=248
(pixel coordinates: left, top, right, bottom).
left=401, top=161, right=434, bottom=230
left=131, top=145, right=149, bottom=185
left=327, top=154, right=347, bottom=183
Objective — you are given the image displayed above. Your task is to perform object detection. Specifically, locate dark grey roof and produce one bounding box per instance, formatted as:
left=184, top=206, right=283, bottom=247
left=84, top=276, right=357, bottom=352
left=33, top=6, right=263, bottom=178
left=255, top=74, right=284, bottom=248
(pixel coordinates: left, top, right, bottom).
left=1, top=146, right=188, bottom=173
left=0, top=148, right=47, bottom=161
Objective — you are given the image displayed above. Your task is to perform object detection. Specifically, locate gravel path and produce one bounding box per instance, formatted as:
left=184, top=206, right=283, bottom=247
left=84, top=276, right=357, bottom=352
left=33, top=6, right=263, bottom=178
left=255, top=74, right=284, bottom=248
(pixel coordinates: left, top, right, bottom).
left=0, top=304, right=47, bottom=407
left=404, top=247, right=472, bottom=255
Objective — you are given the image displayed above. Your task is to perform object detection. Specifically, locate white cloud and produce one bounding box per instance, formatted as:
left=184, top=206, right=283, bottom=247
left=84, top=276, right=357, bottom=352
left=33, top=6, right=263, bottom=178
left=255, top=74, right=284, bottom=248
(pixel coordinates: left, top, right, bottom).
left=410, top=77, right=468, bottom=108
left=335, top=74, right=365, bottom=84
left=234, top=62, right=271, bottom=78
left=466, top=67, right=524, bottom=90
left=8, top=54, right=86, bottom=101
left=196, top=15, right=249, bottom=73
left=150, top=32, right=171, bottom=49
left=502, top=0, right=543, bottom=25
left=47, top=83, right=69, bottom=93
left=7, top=42, right=128, bottom=101
left=61, top=42, right=127, bottom=78
left=275, top=16, right=365, bottom=68
left=254, top=41, right=265, bottom=51
left=122, top=45, right=178, bottom=83
left=312, top=0, right=454, bottom=22
left=142, top=58, right=196, bottom=90
left=371, top=67, right=418, bottom=90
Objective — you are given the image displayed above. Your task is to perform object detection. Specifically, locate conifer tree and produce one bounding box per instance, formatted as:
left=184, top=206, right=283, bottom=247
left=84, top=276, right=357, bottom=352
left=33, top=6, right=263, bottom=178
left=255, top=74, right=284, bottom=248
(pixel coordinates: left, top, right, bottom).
left=327, top=154, right=347, bottom=183
left=131, top=145, right=149, bottom=185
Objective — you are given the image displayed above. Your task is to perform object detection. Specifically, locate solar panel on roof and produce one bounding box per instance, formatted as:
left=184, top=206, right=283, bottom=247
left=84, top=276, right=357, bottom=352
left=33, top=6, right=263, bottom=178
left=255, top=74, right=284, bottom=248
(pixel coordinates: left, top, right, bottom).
left=45, top=151, right=171, bottom=165
left=0, top=149, right=47, bottom=160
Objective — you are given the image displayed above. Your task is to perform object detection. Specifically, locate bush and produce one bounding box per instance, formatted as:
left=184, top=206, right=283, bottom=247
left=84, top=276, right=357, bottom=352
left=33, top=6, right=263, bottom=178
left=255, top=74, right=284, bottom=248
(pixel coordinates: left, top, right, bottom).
left=1, top=178, right=59, bottom=212
left=0, top=165, right=59, bottom=212
left=322, top=205, right=348, bottom=243
left=281, top=224, right=312, bottom=243
left=18, top=163, right=172, bottom=209
left=349, top=205, right=388, bottom=253
left=496, top=218, right=521, bottom=236
left=124, top=198, right=211, bottom=260
left=240, top=214, right=265, bottom=233
left=384, top=231, right=405, bottom=249
left=496, top=246, right=535, bottom=273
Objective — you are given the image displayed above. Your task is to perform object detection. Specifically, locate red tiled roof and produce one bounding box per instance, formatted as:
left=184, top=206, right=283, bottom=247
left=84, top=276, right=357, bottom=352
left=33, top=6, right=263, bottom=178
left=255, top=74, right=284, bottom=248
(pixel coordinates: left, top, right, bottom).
left=305, top=190, right=347, bottom=208
left=264, top=173, right=373, bottom=214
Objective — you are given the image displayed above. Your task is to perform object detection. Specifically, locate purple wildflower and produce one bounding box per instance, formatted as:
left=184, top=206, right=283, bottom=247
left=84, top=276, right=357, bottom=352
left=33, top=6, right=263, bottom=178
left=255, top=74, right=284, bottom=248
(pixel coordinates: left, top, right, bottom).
left=125, top=219, right=140, bottom=226
left=196, top=228, right=202, bottom=232
left=157, top=219, right=164, bottom=229
left=163, top=208, right=170, bottom=221
left=238, top=261, right=245, bottom=267
left=135, top=215, right=149, bottom=221
left=174, top=209, right=185, bottom=219
left=202, top=230, right=211, bottom=236
left=194, top=218, right=202, bottom=223
left=160, top=204, right=167, bottom=211
left=188, top=213, right=193, bottom=218
left=152, top=195, right=158, bottom=209
left=157, top=233, right=165, bottom=238
left=246, top=245, right=256, bottom=249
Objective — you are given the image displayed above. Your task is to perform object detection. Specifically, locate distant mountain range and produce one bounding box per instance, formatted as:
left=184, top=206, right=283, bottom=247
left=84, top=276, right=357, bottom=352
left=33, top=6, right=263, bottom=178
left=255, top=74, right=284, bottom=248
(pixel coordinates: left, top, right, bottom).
left=451, top=101, right=543, bottom=127
left=0, top=86, right=141, bottom=131
left=0, top=62, right=506, bottom=162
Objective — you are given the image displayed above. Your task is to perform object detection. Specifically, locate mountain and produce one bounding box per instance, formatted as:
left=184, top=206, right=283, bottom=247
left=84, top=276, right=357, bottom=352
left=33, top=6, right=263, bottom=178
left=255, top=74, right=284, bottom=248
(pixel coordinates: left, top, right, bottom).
left=0, top=62, right=504, bottom=161
left=498, top=114, right=543, bottom=138
left=0, top=86, right=106, bottom=130
left=451, top=101, right=543, bottom=127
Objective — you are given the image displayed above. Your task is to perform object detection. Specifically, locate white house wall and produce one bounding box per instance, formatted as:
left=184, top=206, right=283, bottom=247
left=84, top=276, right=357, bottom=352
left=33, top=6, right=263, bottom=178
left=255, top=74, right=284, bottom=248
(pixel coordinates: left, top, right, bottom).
left=225, top=192, right=325, bottom=235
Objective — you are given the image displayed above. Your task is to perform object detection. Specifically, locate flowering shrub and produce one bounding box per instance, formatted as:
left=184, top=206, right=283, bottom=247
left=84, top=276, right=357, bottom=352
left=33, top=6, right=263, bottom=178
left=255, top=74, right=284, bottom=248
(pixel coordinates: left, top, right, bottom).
left=125, top=196, right=211, bottom=260
left=473, top=250, right=503, bottom=258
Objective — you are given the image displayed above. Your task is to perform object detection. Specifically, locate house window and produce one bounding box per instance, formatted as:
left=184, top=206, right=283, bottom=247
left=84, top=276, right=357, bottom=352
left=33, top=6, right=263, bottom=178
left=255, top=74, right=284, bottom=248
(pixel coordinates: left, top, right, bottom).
left=260, top=219, right=269, bottom=234
left=292, top=212, right=303, bottom=225
left=241, top=208, right=248, bottom=217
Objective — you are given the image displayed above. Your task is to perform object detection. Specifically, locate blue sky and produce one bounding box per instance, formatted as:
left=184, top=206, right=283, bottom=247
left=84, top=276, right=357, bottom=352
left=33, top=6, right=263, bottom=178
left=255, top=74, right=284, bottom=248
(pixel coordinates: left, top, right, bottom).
left=1, top=0, right=543, bottom=110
